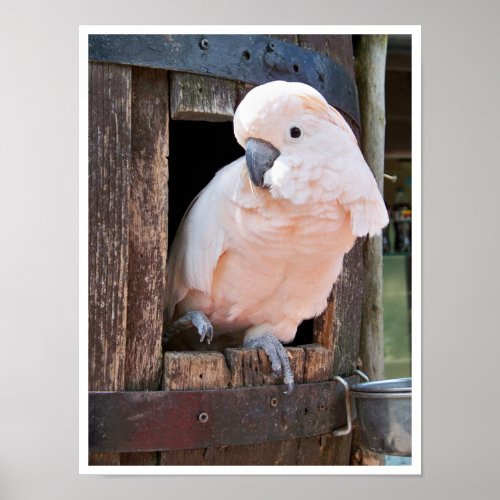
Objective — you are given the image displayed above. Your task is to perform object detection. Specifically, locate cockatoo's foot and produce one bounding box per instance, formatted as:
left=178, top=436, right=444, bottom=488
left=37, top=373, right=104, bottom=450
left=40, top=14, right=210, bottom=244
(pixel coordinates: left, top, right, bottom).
left=243, top=333, right=294, bottom=395
left=163, top=310, right=214, bottom=348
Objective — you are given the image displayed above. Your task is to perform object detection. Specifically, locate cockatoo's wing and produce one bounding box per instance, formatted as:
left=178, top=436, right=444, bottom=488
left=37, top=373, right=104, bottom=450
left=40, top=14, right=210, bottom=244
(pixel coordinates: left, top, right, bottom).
left=319, top=101, right=389, bottom=237
left=164, top=171, right=228, bottom=324
left=338, top=156, right=389, bottom=237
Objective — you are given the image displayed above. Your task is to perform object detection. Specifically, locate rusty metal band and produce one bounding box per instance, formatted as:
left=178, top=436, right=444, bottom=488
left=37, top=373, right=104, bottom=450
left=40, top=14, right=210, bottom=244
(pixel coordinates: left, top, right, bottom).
left=88, top=34, right=360, bottom=124
left=89, top=378, right=356, bottom=453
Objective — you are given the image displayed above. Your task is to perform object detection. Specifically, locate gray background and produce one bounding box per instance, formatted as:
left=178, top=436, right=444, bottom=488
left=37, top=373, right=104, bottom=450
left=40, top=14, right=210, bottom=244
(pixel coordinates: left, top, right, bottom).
left=1, top=0, right=499, bottom=498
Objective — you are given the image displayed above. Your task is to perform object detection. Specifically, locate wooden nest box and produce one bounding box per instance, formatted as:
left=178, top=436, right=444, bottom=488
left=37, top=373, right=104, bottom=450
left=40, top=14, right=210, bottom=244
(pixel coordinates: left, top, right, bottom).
left=88, top=34, right=366, bottom=466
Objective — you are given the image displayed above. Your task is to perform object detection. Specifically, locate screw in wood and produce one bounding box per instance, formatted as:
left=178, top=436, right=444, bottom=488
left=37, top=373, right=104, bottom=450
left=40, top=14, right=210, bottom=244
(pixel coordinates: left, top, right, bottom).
left=199, top=38, right=209, bottom=50
left=198, top=412, right=209, bottom=423
left=270, top=397, right=278, bottom=408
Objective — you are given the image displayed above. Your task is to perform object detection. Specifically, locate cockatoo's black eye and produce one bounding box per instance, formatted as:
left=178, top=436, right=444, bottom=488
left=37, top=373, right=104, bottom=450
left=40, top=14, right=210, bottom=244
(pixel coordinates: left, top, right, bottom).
left=290, top=126, right=302, bottom=138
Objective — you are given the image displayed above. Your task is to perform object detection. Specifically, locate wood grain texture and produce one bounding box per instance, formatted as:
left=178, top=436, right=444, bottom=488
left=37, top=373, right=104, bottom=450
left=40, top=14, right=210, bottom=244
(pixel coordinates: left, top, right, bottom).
left=330, top=239, right=365, bottom=376
left=88, top=62, right=132, bottom=465
left=170, top=72, right=240, bottom=122
left=225, top=346, right=305, bottom=388
left=88, top=62, right=131, bottom=392
left=119, top=67, right=170, bottom=466
left=125, top=67, right=169, bottom=392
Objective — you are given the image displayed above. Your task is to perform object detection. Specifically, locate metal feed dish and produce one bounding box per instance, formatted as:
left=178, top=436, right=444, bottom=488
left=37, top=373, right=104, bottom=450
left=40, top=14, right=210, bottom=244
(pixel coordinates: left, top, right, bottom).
left=350, top=377, right=412, bottom=456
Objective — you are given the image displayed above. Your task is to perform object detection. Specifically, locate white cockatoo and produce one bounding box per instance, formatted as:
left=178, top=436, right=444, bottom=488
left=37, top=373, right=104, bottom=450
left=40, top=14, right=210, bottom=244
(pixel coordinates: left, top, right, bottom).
left=163, top=80, right=388, bottom=393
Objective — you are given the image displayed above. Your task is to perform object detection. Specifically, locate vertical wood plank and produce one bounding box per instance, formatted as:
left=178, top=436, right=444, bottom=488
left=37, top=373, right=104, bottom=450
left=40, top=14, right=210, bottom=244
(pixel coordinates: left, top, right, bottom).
left=120, top=67, right=170, bottom=466
left=330, top=239, right=365, bottom=376
left=88, top=62, right=132, bottom=465
left=125, top=67, right=169, bottom=392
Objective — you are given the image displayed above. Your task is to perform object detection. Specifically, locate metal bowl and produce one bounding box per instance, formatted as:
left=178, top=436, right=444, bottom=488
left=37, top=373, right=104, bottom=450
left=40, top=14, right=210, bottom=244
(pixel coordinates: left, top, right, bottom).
left=350, top=377, right=412, bottom=456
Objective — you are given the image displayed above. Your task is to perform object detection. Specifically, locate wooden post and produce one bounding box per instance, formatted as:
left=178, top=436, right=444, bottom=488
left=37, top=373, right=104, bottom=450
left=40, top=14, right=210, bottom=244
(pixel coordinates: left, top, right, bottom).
left=352, top=34, right=388, bottom=466
left=355, top=34, right=388, bottom=383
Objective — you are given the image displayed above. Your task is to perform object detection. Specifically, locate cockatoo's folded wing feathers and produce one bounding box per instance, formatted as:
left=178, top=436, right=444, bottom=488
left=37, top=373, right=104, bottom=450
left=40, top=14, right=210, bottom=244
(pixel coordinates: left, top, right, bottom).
left=164, top=177, right=227, bottom=322
left=339, top=157, right=389, bottom=237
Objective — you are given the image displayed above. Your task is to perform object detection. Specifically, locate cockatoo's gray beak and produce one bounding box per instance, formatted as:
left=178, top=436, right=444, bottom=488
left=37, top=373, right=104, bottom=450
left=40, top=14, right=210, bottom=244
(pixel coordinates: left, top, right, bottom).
left=245, top=137, right=281, bottom=187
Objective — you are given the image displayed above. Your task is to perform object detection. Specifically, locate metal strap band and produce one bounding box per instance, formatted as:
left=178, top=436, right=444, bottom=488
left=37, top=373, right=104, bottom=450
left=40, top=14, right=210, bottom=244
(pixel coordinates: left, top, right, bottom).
left=89, top=378, right=355, bottom=453
left=88, top=34, right=360, bottom=124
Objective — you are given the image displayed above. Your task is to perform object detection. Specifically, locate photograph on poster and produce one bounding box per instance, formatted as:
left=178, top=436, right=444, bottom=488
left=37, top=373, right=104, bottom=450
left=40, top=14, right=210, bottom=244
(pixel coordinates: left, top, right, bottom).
left=80, top=25, right=420, bottom=475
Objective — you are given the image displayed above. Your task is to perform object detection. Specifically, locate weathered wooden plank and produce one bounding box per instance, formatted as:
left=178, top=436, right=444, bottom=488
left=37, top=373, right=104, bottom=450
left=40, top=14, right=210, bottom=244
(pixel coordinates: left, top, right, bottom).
left=88, top=452, right=121, bottom=466
left=119, top=67, right=170, bottom=466
left=125, top=67, right=169, bottom=392
left=120, top=452, right=160, bottom=465
left=303, top=344, right=333, bottom=382
left=162, top=352, right=231, bottom=390
left=330, top=239, right=365, bottom=376
left=225, top=346, right=305, bottom=388
left=88, top=62, right=132, bottom=465
left=170, top=72, right=240, bottom=122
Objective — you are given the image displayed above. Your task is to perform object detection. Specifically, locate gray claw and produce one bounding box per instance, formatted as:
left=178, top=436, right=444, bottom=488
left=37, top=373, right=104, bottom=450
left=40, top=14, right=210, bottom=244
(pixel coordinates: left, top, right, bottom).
left=284, top=380, right=294, bottom=395
left=199, top=323, right=214, bottom=344
left=164, top=310, right=213, bottom=346
left=244, top=333, right=294, bottom=394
